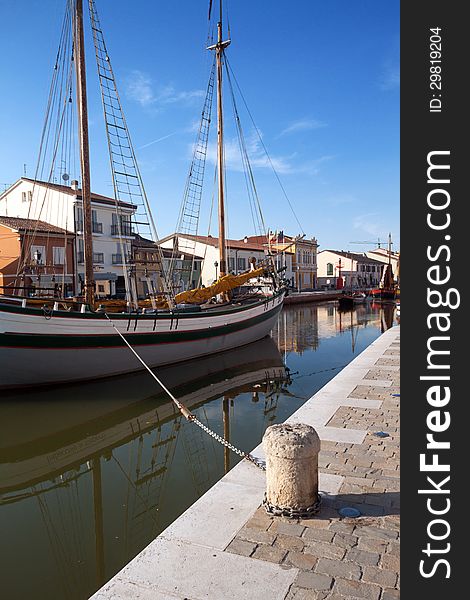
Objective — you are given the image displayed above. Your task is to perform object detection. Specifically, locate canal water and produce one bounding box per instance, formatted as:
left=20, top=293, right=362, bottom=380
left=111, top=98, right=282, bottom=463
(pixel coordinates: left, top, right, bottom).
left=0, top=302, right=396, bottom=599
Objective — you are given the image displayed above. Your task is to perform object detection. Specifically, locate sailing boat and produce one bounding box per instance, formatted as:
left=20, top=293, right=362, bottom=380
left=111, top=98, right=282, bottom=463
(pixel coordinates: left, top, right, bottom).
left=369, top=233, right=397, bottom=302
left=0, top=0, right=286, bottom=389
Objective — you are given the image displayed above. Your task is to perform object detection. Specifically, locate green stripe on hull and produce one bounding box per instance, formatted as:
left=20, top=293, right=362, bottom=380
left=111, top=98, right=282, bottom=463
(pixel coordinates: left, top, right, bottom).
left=0, top=303, right=283, bottom=349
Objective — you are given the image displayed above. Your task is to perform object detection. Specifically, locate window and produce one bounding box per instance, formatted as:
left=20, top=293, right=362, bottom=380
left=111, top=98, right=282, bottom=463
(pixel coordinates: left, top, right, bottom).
left=76, top=207, right=84, bottom=231
left=28, top=191, right=32, bottom=202
left=98, top=284, right=105, bottom=293
left=111, top=213, right=132, bottom=236
left=53, top=246, right=65, bottom=265
left=91, top=210, right=103, bottom=233
left=366, top=265, right=370, bottom=272
left=31, top=245, right=45, bottom=264
left=297, top=251, right=302, bottom=264
left=327, top=263, right=333, bottom=276
left=228, top=257, right=235, bottom=272
left=237, top=257, right=246, bottom=271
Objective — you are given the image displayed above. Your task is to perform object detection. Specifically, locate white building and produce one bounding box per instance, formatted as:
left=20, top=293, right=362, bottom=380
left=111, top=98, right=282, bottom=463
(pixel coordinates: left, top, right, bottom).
left=158, top=233, right=293, bottom=287
left=0, top=178, right=136, bottom=297
left=317, top=250, right=384, bottom=290
left=365, top=248, right=400, bottom=282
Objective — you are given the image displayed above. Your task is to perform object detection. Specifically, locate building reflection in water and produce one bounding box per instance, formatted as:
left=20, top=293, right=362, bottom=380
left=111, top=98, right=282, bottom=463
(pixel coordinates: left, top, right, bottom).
left=0, top=301, right=396, bottom=600
left=273, top=301, right=395, bottom=359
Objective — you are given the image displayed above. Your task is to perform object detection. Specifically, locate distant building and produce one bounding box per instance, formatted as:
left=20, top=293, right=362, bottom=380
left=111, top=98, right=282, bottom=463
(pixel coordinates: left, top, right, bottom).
left=158, top=233, right=276, bottom=287
left=365, top=248, right=400, bottom=282
left=132, top=235, right=203, bottom=298
left=317, top=250, right=384, bottom=289
left=0, top=216, right=75, bottom=296
left=247, top=232, right=317, bottom=290
left=0, top=177, right=136, bottom=297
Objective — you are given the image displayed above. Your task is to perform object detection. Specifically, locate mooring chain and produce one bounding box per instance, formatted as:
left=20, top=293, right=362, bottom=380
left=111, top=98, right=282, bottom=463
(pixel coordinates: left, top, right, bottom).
left=263, top=493, right=322, bottom=519
left=105, top=313, right=267, bottom=471
left=189, top=415, right=267, bottom=471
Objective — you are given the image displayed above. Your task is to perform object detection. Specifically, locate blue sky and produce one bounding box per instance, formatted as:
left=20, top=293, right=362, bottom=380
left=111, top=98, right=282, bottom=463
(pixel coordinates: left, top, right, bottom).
left=0, top=0, right=399, bottom=252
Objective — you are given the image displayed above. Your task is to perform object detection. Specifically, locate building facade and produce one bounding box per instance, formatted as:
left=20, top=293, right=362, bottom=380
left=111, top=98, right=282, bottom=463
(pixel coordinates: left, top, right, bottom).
left=132, top=235, right=203, bottom=298
left=249, top=232, right=317, bottom=291
left=317, top=250, right=384, bottom=290
left=0, top=216, right=75, bottom=296
left=365, top=248, right=400, bottom=282
left=158, top=234, right=278, bottom=288
left=0, top=177, right=136, bottom=298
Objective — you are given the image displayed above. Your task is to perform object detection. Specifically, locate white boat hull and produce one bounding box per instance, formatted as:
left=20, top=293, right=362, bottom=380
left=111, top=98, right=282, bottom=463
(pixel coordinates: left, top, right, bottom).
left=0, top=292, right=284, bottom=388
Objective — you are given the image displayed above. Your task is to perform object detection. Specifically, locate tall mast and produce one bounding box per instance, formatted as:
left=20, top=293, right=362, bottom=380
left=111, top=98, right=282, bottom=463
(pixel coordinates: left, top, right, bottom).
left=212, top=0, right=230, bottom=278
left=74, top=0, right=94, bottom=306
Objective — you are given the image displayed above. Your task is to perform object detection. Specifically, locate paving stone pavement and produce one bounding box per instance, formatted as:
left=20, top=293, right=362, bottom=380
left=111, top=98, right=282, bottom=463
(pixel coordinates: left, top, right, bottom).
left=226, top=331, right=400, bottom=600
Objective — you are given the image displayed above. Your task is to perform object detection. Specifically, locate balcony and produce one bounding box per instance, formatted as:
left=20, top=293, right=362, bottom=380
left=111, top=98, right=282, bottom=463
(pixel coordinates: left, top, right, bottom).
left=75, top=221, right=103, bottom=234
left=78, top=252, right=105, bottom=264
left=112, top=253, right=132, bottom=265
left=111, top=223, right=133, bottom=237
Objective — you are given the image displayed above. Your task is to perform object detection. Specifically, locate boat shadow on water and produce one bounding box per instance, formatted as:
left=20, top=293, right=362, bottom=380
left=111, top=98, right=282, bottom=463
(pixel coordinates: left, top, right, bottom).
left=0, top=336, right=289, bottom=496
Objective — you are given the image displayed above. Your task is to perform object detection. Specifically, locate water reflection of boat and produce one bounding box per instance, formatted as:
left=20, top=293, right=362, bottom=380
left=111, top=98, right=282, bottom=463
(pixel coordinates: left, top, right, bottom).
left=371, top=302, right=396, bottom=332
left=0, top=336, right=288, bottom=496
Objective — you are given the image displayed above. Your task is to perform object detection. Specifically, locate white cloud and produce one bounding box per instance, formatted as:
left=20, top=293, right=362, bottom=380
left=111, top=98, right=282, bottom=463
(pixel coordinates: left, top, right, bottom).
left=279, top=119, right=327, bottom=137
left=201, top=131, right=333, bottom=176
left=159, top=87, right=205, bottom=104
left=204, top=131, right=294, bottom=175
left=379, top=38, right=400, bottom=91
left=379, top=66, right=400, bottom=91
left=126, top=71, right=204, bottom=108
left=353, top=213, right=385, bottom=238
left=126, top=71, right=155, bottom=106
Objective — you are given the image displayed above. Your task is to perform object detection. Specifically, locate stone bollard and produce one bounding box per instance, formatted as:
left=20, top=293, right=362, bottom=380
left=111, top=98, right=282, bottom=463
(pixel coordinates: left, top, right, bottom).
left=262, top=423, right=321, bottom=518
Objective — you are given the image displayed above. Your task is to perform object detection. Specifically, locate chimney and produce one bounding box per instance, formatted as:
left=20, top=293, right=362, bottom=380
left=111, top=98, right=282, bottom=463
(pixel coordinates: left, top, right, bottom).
left=71, top=180, right=79, bottom=191
left=244, top=236, right=248, bottom=243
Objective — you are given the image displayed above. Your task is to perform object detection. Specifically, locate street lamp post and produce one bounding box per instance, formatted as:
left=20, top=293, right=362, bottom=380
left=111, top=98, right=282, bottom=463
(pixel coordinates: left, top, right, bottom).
left=214, top=260, right=219, bottom=282
left=34, top=250, right=42, bottom=296
left=297, top=265, right=301, bottom=293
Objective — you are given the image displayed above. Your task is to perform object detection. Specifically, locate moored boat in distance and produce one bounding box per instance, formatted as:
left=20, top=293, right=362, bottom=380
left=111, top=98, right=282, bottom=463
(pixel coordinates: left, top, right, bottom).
left=338, top=291, right=367, bottom=310
left=369, top=234, right=398, bottom=302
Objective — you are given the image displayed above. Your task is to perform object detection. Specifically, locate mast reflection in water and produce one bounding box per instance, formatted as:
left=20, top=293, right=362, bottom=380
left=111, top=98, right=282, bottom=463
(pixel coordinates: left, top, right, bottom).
left=0, top=301, right=396, bottom=600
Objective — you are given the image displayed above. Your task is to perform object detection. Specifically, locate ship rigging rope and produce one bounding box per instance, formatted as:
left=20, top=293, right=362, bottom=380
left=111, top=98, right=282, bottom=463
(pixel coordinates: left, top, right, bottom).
left=224, top=58, right=266, bottom=240
left=104, top=313, right=266, bottom=471
left=225, top=57, right=305, bottom=236
left=18, top=2, right=76, bottom=282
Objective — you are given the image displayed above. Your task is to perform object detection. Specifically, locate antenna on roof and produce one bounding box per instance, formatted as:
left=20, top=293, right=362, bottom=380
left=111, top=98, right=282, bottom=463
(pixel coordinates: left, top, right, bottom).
left=23, top=163, right=27, bottom=176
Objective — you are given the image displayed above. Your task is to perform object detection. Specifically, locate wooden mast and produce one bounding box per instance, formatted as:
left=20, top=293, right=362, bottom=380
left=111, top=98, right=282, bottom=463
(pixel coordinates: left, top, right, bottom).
left=215, top=0, right=230, bottom=279
left=74, top=0, right=95, bottom=306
